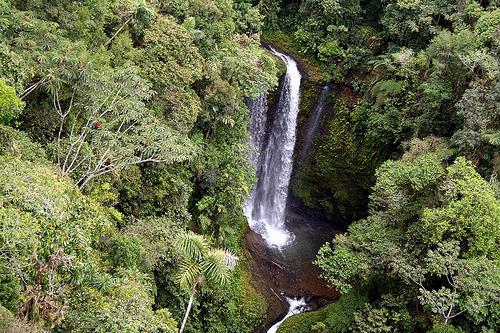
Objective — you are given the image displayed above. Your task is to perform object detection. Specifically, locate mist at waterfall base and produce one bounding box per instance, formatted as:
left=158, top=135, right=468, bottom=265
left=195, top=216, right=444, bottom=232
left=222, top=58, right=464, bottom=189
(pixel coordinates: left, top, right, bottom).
left=244, top=47, right=302, bottom=249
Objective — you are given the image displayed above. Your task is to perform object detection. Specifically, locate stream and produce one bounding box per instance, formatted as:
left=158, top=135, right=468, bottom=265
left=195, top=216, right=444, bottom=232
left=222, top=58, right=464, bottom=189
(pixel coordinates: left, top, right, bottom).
left=245, top=48, right=339, bottom=332
left=266, top=297, right=308, bottom=333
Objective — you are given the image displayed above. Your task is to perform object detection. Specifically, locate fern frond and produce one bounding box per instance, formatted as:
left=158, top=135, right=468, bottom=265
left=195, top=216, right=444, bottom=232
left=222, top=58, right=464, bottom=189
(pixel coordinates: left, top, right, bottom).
left=484, top=131, right=500, bottom=146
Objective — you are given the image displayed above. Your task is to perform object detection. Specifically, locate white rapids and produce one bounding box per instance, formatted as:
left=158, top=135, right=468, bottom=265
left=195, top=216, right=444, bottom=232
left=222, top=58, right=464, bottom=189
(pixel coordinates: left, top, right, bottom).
left=266, top=297, right=308, bottom=333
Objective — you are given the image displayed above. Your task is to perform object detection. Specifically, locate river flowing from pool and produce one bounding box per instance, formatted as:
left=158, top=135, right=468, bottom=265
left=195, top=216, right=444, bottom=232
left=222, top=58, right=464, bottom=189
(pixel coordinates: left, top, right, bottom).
left=266, top=297, right=308, bottom=333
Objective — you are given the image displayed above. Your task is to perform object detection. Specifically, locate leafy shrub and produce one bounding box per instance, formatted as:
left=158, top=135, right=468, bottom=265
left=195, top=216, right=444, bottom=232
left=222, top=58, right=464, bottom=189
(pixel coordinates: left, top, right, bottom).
left=0, top=125, right=46, bottom=161
left=105, top=234, right=148, bottom=271
left=0, top=266, right=21, bottom=312
left=0, top=80, right=23, bottom=125
left=474, top=9, right=500, bottom=45
left=429, top=324, right=465, bottom=333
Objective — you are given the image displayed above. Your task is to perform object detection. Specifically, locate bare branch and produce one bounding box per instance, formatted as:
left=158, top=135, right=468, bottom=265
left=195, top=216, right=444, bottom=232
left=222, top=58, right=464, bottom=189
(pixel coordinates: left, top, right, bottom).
left=104, top=17, right=133, bottom=47
left=20, top=78, right=48, bottom=99
left=56, top=89, right=76, bottom=168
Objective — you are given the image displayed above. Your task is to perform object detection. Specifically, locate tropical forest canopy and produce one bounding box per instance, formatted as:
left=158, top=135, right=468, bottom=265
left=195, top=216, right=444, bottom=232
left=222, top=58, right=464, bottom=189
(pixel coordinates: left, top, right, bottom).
left=0, top=0, right=498, bottom=333
left=0, top=0, right=276, bottom=332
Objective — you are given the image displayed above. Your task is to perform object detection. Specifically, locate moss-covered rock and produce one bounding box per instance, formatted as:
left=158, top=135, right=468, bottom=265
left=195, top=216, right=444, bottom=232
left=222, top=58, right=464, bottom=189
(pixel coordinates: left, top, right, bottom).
left=291, top=93, right=387, bottom=222
left=262, top=30, right=327, bottom=82
left=262, top=30, right=387, bottom=224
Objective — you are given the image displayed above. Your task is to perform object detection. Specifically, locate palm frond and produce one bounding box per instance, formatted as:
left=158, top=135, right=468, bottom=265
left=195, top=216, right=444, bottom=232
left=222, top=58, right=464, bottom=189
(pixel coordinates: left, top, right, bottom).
left=175, top=260, right=202, bottom=292
left=173, top=232, right=238, bottom=289
left=173, top=231, right=209, bottom=262
left=221, top=249, right=238, bottom=269
left=201, top=256, right=230, bottom=286
left=201, top=249, right=238, bottom=286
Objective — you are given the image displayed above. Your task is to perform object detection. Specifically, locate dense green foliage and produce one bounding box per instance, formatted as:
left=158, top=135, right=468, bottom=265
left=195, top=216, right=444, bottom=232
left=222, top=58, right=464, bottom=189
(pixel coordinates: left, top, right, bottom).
left=0, top=0, right=275, bottom=332
left=0, top=80, right=22, bottom=125
left=0, top=0, right=498, bottom=332
left=0, top=154, right=177, bottom=332
left=314, top=143, right=499, bottom=332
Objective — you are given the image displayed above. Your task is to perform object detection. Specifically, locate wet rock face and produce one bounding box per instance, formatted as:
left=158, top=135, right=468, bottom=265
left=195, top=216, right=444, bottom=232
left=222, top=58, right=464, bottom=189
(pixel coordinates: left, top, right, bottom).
left=245, top=231, right=288, bottom=327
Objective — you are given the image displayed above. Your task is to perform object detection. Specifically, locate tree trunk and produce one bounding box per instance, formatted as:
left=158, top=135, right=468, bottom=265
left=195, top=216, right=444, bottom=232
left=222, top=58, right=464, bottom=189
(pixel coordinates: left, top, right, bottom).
left=179, top=292, right=195, bottom=333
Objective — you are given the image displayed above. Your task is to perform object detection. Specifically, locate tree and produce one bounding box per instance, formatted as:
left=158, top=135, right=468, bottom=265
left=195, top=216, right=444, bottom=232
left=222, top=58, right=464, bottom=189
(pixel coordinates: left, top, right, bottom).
left=173, top=232, right=237, bottom=333
left=294, top=0, right=361, bottom=58
left=0, top=145, right=181, bottom=332
left=1, top=2, right=196, bottom=188
left=51, top=64, right=195, bottom=188
left=474, top=8, right=500, bottom=46
left=0, top=154, right=116, bottom=326
left=419, top=157, right=500, bottom=256
left=0, top=125, right=46, bottom=161
left=379, top=0, right=455, bottom=46
left=138, top=14, right=203, bottom=133
left=62, top=269, right=178, bottom=333
left=415, top=242, right=499, bottom=324
left=105, top=0, right=154, bottom=46
left=452, top=80, right=500, bottom=173
left=0, top=1, right=283, bottom=333
left=315, top=149, right=500, bottom=331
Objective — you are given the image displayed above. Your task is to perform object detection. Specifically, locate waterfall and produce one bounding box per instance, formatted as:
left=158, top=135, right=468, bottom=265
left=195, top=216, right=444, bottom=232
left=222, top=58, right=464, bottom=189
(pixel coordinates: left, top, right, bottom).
left=245, top=48, right=302, bottom=249
left=266, top=297, right=308, bottom=333
left=300, top=85, right=331, bottom=162
left=247, top=94, right=267, bottom=169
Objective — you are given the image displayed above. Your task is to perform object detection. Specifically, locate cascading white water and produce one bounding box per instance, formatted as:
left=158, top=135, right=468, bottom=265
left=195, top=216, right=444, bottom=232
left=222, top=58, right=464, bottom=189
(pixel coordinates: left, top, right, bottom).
left=300, top=85, right=331, bottom=162
left=245, top=48, right=302, bottom=249
left=266, top=297, right=308, bottom=333
left=246, top=94, right=267, bottom=169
